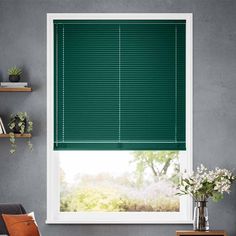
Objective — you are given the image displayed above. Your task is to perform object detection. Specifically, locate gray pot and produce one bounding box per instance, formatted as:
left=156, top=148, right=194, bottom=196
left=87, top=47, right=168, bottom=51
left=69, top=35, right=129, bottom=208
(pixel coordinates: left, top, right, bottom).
left=9, top=75, right=20, bottom=82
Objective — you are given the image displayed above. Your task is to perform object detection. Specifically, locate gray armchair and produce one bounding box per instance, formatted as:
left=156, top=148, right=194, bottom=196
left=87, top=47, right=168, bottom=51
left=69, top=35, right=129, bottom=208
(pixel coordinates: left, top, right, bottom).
left=0, top=203, right=26, bottom=235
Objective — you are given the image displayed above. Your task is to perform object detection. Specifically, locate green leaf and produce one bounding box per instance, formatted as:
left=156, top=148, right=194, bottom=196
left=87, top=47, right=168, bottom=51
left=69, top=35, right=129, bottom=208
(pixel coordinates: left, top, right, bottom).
left=212, top=192, right=224, bottom=202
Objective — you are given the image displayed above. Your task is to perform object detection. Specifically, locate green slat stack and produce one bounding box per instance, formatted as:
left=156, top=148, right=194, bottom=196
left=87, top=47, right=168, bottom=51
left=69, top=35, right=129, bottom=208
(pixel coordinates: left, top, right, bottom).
left=54, top=20, right=186, bottom=151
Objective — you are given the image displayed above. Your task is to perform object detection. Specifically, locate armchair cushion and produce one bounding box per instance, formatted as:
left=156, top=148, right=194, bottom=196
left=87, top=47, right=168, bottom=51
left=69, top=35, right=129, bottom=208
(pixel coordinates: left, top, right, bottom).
left=2, top=212, right=40, bottom=236
left=0, top=203, right=26, bottom=235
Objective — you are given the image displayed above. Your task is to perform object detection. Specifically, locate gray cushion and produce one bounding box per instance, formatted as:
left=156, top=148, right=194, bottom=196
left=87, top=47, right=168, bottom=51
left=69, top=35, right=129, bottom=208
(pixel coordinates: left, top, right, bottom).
left=0, top=203, right=26, bottom=235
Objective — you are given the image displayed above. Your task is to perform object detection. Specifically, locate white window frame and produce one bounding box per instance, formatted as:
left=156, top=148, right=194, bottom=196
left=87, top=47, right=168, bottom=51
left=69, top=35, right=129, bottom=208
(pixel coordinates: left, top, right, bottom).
left=47, top=13, right=193, bottom=224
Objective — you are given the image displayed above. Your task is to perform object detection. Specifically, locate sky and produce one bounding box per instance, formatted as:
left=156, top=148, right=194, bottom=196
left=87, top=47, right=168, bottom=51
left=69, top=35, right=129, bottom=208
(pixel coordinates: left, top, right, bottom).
left=60, top=151, right=183, bottom=183
left=60, top=151, right=134, bottom=183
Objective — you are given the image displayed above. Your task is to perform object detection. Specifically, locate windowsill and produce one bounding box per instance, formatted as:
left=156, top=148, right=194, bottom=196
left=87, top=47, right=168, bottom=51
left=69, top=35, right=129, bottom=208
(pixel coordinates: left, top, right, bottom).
left=45, top=219, right=194, bottom=224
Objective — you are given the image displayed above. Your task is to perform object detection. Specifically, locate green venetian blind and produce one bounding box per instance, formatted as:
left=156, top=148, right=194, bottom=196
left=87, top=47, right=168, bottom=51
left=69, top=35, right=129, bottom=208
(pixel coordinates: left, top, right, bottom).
left=54, top=20, right=186, bottom=150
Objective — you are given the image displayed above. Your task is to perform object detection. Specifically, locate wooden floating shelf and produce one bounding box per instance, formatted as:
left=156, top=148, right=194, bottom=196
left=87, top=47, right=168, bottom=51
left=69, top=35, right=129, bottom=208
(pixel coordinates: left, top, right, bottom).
left=0, top=87, right=32, bottom=92
left=0, top=133, right=32, bottom=138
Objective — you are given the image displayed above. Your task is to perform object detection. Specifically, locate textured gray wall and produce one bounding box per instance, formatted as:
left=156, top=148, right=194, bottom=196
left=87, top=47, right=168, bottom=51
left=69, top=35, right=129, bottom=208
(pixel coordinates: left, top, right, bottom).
left=0, top=0, right=236, bottom=235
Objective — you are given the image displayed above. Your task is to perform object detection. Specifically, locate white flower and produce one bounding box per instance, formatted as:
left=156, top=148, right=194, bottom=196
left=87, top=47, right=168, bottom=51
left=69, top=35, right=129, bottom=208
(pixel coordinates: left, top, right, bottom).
left=178, top=165, right=235, bottom=200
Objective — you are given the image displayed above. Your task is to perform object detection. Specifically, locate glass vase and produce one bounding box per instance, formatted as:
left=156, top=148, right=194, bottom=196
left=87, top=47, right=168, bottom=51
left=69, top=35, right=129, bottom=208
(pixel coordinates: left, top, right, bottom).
left=193, top=201, right=209, bottom=231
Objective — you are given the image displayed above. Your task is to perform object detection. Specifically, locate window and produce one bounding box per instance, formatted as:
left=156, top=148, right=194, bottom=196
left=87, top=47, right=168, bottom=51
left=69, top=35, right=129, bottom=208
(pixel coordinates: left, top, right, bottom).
left=47, top=13, right=193, bottom=224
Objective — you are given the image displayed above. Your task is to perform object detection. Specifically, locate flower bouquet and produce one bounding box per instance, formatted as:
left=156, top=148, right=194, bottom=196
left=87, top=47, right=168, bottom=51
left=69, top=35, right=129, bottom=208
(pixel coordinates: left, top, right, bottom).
left=178, top=164, right=235, bottom=230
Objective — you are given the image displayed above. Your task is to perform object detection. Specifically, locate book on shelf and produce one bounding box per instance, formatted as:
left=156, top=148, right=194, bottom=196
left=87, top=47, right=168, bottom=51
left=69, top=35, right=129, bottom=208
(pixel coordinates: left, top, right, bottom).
left=0, top=117, right=6, bottom=134
left=0, top=123, right=2, bottom=134
left=0, top=82, right=28, bottom=88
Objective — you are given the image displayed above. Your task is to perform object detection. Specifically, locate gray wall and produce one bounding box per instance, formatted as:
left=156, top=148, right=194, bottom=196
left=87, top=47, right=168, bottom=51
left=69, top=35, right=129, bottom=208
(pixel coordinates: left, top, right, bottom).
left=0, top=0, right=236, bottom=235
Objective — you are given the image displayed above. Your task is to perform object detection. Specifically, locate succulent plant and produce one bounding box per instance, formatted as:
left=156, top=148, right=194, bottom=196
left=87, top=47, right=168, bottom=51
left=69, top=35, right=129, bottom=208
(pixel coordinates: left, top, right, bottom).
left=8, top=66, right=22, bottom=76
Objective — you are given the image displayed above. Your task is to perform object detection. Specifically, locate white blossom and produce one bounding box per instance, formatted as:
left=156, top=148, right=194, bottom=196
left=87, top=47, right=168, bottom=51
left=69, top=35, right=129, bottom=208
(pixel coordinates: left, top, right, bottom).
left=178, top=164, right=235, bottom=201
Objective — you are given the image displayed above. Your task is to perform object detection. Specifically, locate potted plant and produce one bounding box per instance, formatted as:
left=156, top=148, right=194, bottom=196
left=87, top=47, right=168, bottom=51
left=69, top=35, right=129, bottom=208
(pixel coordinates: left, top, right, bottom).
left=177, top=164, right=235, bottom=231
left=8, top=66, right=22, bottom=82
left=8, top=112, right=33, bottom=154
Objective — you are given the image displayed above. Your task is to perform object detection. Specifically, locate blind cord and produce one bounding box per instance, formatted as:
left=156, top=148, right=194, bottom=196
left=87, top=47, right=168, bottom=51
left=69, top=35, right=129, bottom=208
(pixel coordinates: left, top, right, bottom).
left=175, top=26, right=178, bottom=142
left=119, top=25, right=121, bottom=143
left=62, top=26, right=65, bottom=142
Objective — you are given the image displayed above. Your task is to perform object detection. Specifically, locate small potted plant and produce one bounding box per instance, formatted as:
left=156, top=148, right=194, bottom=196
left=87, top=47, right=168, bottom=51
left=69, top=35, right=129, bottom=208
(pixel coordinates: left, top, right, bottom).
left=8, top=112, right=33, bottom=154
left=8, top=66, right=22, bottom=82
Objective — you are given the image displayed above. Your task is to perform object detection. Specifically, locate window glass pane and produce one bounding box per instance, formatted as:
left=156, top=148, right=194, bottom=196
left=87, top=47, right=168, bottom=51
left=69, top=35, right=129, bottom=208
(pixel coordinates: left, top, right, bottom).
left=60, top=151, right=181, bottom=212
